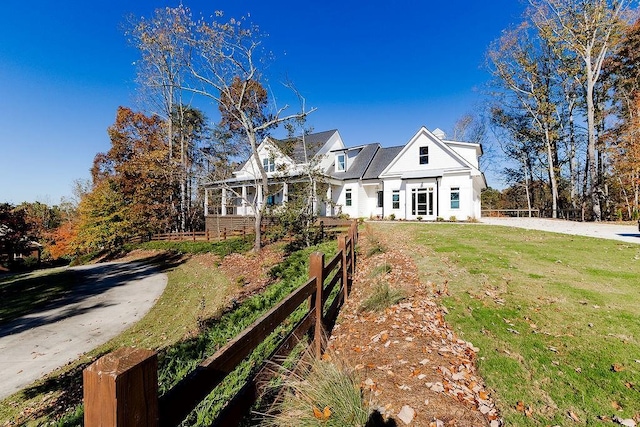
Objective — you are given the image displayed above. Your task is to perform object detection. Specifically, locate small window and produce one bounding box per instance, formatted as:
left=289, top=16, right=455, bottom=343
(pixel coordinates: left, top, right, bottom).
left=377, top=191, right=384, bottom=208
left=419, top=146, right=429, bottom=165
left=336, top=154, right=346, bottom=172
left=345, top=188, right=352, bottom=207
left=392, top=190, right=400, bottom=209
left=450, top=187, right=460, bottom=209
left=263, top=157, right=275, bottom=172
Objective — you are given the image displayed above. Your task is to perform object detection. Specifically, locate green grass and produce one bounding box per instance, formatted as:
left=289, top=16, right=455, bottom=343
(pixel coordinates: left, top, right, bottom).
left=132, top=237, right=254, bottom=256
left=370, top=222, right=640, bottom=426
left=158, top=241, right=337, bottom=426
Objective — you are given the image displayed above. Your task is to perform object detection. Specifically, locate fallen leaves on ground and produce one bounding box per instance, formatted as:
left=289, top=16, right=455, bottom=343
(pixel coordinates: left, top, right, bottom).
left=327, top=225, right=501, bottom=426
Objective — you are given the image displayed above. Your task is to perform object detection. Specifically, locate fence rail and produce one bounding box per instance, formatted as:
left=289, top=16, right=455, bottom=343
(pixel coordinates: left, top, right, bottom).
left=128, top=217, right=353, bottom=244
left=83, top=220, right=358, bottom=427
left=482, top=208, right=541, bottom=218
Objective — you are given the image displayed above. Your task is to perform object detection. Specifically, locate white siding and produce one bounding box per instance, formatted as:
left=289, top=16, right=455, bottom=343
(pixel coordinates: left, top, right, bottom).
left=439, top=174, right=474, bottom=220
left=383, top=131, right=465, bottom=177
left=447, top=142, right=481, bottom=169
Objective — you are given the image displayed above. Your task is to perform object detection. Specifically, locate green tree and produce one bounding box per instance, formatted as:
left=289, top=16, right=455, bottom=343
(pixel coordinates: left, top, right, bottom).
left=74, top=179, right=130, bottom=254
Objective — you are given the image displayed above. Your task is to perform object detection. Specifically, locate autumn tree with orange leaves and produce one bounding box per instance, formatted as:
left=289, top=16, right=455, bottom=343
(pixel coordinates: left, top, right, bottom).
left=607, top=18, right=640, bottom=218
left=73, top=107, right=176, bottom=254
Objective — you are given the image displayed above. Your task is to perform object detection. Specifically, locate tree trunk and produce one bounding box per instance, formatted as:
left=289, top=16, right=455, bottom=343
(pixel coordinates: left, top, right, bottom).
left=569, top=103, right=578, bottom=209
left=586, top=73, right=602, bottom=221
left=544, top=127, right=559, bottom=219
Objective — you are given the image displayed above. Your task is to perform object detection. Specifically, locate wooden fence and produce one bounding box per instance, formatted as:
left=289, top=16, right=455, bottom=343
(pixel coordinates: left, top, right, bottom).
left=83, top=220, right=358, bottom=427
left=482, top=208, right=541, bottom=218
left=128, top=217, right=353, bottom=244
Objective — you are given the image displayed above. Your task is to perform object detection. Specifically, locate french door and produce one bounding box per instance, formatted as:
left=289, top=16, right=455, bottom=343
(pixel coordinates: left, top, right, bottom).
left=411, top=188, right=433, bottom=217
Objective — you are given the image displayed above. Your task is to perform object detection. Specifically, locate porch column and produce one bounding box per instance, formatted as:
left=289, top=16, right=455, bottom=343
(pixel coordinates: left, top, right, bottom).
left=204, top=188, right=209, bottom=216
left=257, top=184, right=263, bottom=211
left=241, top=185, right=247, bottom=215
left=283, top=183, right=289, bottom=204
left=221, top=188, right=227, bottom=216
left=326, top=185, right=333, bottom=217
left=312, top=180, right=317, bottom=214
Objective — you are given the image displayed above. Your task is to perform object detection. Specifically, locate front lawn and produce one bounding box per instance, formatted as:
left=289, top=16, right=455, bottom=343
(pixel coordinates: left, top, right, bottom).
left=372, top=222, right=640, bottom=426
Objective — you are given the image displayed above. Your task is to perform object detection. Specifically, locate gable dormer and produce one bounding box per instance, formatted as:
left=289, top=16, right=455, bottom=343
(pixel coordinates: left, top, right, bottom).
left=332, top=145, right=366, bottom=174
left=335, top=151, right=347, bottom=172
left=380, top=127, right=470, bottom=178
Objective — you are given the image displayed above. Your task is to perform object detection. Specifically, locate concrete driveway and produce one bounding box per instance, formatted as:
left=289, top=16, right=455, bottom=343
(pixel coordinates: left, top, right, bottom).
left=0, top=260, right=167, bottom=400
left=480, top=217, right=640, bottom=245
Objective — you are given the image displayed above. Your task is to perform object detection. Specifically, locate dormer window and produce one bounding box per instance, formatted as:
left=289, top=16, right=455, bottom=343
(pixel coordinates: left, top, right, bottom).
left=419, top=146, right=429, bottom=165
left=336, top=153, right=346, bottom=172
left=263, top=157, right=275, bottom=173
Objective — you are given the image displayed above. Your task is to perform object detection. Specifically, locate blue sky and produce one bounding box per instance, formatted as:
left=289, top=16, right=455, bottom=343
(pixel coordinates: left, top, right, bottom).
left=0, top=1, right=525, bottom=205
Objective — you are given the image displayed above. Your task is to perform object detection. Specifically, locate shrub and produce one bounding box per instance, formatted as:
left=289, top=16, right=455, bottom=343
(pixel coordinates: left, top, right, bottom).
left=416, top=216, right=423, bottom=221
left=388, top=213, right=396, bottom=221
left=449, top=215, right=457, bottom=222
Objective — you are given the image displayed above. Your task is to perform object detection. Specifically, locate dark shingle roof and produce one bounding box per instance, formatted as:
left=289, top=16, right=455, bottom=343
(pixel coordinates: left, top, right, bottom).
left=233, top=129, right=337, bottom=173
left=275, top=129, right=338, bottom=163
left=362, top=146, right=403, bottom=180
left=329, top=143, right=380, bottom=180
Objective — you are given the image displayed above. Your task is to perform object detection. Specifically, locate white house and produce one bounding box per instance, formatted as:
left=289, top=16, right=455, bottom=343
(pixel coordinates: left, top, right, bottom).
left=204, top=126, right=486, bottom=222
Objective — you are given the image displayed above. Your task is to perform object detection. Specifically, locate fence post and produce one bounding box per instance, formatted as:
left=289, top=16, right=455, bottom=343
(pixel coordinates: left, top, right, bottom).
left=223, top=228, right=227, bottom=240
left=309, top=252, right=325, bottom=358
left=206, top=229, right=209, bottom=241
left=338, top=234, right=348, bottom=304
left=349, top=228, right=355, bottom=288
left=193, top=231, right=196, bottom=241
left=83, top=347, right=158, bottom=427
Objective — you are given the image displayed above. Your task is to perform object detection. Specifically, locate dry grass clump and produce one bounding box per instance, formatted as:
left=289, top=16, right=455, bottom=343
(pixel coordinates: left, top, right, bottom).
left=265, top=354, right=371, bottom=427
left=359, top=280, right=406, bottom=313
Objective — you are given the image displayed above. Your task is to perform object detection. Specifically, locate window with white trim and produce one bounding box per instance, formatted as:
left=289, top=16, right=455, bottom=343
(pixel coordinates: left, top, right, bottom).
left=450, top=187, right=460, bottom=209
left=392, top=190, right=400, bottom=209
left=263, top=157, right=275, bottom=172
left=336, top=153, right=346, bottom=172
left=345, top=188, right=352, bottom=206
left=419, top=146, right=429, bottom=165
left=377, top=191, right=383, bottom=208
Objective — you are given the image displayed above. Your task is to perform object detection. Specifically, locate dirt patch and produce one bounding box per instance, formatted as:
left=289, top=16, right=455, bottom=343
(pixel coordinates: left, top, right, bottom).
left=327, top=225, right=501, bottom=426
left=219, top=243, right=285, bottom=301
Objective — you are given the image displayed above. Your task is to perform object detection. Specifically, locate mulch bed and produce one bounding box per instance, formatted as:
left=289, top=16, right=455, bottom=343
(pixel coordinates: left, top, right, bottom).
left=327, top=225, right=501, bottom=426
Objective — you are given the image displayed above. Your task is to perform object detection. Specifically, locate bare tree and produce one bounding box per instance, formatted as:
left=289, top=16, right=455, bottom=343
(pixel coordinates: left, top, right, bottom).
left=181, top=12, right=315, bottom=252
left=487, top=23, right=562, bottom=217
left=529, top=0, right=630, bottom=220
left=127, top=6, right=194, bottom=231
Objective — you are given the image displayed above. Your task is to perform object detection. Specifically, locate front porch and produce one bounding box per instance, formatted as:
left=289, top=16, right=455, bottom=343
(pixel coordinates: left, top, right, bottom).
left=204, top=180, right=340, bottom=219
